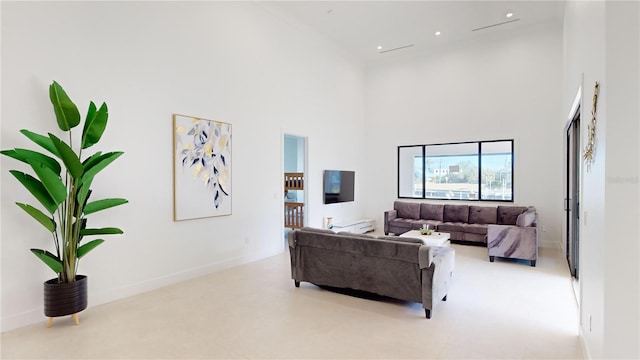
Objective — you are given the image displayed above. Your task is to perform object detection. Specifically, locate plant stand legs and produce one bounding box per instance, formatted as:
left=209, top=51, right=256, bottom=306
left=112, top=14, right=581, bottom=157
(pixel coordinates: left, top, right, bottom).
left=47, top=313, right=80, bottom=327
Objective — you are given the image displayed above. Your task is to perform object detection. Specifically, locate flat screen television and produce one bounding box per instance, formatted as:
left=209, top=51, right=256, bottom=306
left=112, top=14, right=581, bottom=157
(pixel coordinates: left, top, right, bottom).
left=323, top=170, right=355, bottom=204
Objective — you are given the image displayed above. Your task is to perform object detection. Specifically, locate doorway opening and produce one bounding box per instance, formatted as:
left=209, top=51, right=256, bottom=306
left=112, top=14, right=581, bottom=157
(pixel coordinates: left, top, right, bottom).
left=564, top=88, right=581, bottom=304
left=283, top=134, right=307, bottom=248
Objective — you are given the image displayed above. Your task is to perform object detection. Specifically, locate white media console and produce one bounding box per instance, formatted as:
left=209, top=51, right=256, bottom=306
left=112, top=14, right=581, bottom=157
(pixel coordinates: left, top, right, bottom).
left=332, top=219, right=376, bottom=234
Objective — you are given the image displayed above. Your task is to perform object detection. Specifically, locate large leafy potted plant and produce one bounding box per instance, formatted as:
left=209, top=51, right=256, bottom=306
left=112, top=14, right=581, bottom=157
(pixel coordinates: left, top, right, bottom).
left=1, top=81, right=128, bottom=325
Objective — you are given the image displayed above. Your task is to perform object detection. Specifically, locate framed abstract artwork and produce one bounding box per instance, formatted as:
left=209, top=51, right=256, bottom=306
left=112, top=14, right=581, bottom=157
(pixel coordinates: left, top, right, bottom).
left=173, top=114, right=232, bottom=221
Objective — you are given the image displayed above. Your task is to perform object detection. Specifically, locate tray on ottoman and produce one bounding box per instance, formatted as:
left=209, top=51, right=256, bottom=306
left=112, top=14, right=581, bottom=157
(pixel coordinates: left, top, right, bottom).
left=400, top=230, right=451, bottom=247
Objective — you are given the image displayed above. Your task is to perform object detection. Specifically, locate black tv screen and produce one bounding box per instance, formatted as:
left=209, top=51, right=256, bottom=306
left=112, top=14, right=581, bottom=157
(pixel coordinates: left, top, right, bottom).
left=323, top=170, right=355, bottom=204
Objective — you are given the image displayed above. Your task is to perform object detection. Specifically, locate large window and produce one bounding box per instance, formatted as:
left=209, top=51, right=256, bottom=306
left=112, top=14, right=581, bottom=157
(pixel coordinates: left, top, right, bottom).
left=398, top=140, right=513, bottom=201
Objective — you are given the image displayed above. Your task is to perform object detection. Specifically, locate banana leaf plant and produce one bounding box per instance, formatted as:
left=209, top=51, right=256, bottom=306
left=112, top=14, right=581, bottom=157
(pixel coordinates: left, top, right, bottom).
left=1, top=81, right=128, bottom=283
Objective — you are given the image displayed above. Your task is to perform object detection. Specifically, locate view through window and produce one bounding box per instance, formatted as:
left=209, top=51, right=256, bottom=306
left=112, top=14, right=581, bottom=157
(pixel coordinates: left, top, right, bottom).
left=398, top=140, right=513, bottom=201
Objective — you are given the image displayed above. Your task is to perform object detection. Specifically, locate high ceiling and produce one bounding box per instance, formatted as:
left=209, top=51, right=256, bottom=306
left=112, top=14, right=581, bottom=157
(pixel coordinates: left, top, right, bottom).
left=267, top=1, right=565, bottom=62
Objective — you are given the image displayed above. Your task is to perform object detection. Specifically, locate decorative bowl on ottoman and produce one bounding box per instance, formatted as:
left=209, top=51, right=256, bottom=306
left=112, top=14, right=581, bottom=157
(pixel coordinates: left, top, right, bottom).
left=420, top=228, right=433, bottom=235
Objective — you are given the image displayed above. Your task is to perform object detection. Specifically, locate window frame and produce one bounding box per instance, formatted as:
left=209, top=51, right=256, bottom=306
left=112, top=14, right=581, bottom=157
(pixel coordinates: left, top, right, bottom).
left=397, top=139, right=514, bottom=202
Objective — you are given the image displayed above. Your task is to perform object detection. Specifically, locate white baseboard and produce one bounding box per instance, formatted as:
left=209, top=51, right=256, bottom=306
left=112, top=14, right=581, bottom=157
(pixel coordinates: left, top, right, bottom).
left=91, top=252, right=264, bottom=305
left=1, top=308, right=44, bottom=333
left=540, top=239, right=561, bottom=249
left=1, top=251, right=271, bottom=333
left=579, top=327, right=591, bottom=359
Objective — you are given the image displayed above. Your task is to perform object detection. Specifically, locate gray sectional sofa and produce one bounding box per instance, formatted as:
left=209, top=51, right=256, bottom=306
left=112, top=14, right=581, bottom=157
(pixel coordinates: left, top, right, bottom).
left=488, top=208, right=538, bottom=266
left=288, top=227, right=455, bottom=318
left=384, top=201, right=536, bottom=245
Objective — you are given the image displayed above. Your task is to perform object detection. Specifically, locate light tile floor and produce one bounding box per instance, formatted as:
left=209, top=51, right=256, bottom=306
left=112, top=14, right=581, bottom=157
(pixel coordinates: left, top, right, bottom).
left=1, top=242, right=583, bottom=359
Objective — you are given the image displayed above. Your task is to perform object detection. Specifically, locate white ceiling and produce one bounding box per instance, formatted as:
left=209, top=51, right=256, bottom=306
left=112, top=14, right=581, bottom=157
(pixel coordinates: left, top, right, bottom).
left=267, top=1, right=565, bottom=62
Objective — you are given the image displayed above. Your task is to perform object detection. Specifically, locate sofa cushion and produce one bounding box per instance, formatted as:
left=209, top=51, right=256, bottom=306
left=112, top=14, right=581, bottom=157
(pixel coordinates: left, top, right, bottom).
left=468, top=206, right=497, bottom=224
left=443, top=205, right=469, bottom=223
left=420, top=203, right=444, bottom=221
left=463, top=232, right=487, bottom=243
left=516, top=209, right=537, bottom=227
left=394, top=201, right=421, bottom=220
left=437, top=222, right=466, bottom=233
left=389, top=218, right=414, bottom=227
left=497, top=206, right=528, bottom=225
left=462, top=223, right=488, bottom=235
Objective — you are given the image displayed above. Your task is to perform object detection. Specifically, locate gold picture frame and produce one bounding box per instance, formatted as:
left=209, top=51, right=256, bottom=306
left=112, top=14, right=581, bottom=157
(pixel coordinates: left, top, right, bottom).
left=173, top=114, right=232, bottom=221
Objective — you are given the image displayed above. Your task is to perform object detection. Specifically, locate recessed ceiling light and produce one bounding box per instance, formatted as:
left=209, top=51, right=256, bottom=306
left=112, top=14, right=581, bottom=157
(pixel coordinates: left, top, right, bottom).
left=506, top=12, right=514, bottom=18
left=435, top=31, right=441, bottom=36
left=377, top=45, right=383, bottom=50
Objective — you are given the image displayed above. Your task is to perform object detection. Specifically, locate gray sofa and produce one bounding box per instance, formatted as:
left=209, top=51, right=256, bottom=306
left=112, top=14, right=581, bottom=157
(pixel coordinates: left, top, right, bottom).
left=288, top=227, right=455, bottom=318
left=488, top=207, right=538, bottom=266
left=384, top=201, right=536, bottom=245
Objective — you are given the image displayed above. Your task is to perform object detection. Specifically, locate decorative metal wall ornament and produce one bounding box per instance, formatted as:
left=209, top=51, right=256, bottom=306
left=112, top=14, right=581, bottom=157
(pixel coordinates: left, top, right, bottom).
left=583, top=81, right=600, bottom=170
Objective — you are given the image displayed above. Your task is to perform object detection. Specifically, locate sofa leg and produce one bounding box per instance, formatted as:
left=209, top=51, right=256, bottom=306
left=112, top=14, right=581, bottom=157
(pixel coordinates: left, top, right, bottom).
left=530, top=260, right=536, bottom=267
left=489, top=256, right=495, bottom=262
left=425, top=309, right=431, bottom=319
left=442, top=295, right=447, bottom=301
left=294, top=280, right=300, bottom=287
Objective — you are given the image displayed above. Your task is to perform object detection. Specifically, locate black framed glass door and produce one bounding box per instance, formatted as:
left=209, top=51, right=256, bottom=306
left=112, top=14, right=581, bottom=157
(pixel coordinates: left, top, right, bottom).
left=565, top=110, right=580, bottom=278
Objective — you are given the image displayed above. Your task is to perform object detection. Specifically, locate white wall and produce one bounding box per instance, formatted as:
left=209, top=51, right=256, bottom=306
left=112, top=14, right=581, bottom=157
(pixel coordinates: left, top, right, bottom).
left=0, top=2, right=366, bottom=331
left=363, top=20, right=564, bottom=247
left=563, top=2, right=607, bottom=357
left=563, top=1, right=639, bottom=358
left=602, top=3, right=639, bottom=357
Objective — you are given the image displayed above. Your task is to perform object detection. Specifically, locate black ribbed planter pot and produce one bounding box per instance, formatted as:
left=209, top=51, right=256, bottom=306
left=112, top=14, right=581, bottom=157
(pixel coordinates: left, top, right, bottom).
left=44, top=275, right=88, bottom=318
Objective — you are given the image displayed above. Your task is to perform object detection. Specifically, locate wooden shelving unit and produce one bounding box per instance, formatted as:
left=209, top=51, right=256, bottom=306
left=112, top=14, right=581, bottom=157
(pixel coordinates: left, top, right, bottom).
left=284, top=172, right=304, bottom=229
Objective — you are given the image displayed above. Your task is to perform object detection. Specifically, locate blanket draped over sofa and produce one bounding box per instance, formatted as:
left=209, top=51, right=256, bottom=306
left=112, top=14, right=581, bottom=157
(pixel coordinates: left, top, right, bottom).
left=288, top=227, right=455, bottom=318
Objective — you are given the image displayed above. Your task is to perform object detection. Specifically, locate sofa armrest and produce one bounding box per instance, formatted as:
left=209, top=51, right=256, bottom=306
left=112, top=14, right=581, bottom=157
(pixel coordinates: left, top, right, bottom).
left=421, top=246, right=455, bottom=314
left=385, top=209, right=397, bottom=221
left=418, top=246, right=433, bottom=269
left=433, top=247, right=455, bottom=274
left=487, top=224, right=538, bottom=261
left=421, top=246, right=455, bottom=271
left=384, top=210, right=398, bottom=234
left=516, top=208, right=537, bottom=227
left=489, top=224, right=537, bottom=239
left=288, top=230, right=297, bottom=249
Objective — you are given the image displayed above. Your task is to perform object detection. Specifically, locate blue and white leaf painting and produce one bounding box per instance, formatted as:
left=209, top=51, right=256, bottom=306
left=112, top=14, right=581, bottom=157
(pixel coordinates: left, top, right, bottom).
left=173, top=114, right=232, bottom=220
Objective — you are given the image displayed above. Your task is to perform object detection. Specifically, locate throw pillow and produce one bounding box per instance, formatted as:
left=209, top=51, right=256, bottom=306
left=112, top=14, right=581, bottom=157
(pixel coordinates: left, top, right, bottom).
left=516, top=210, right=536, bottom=227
